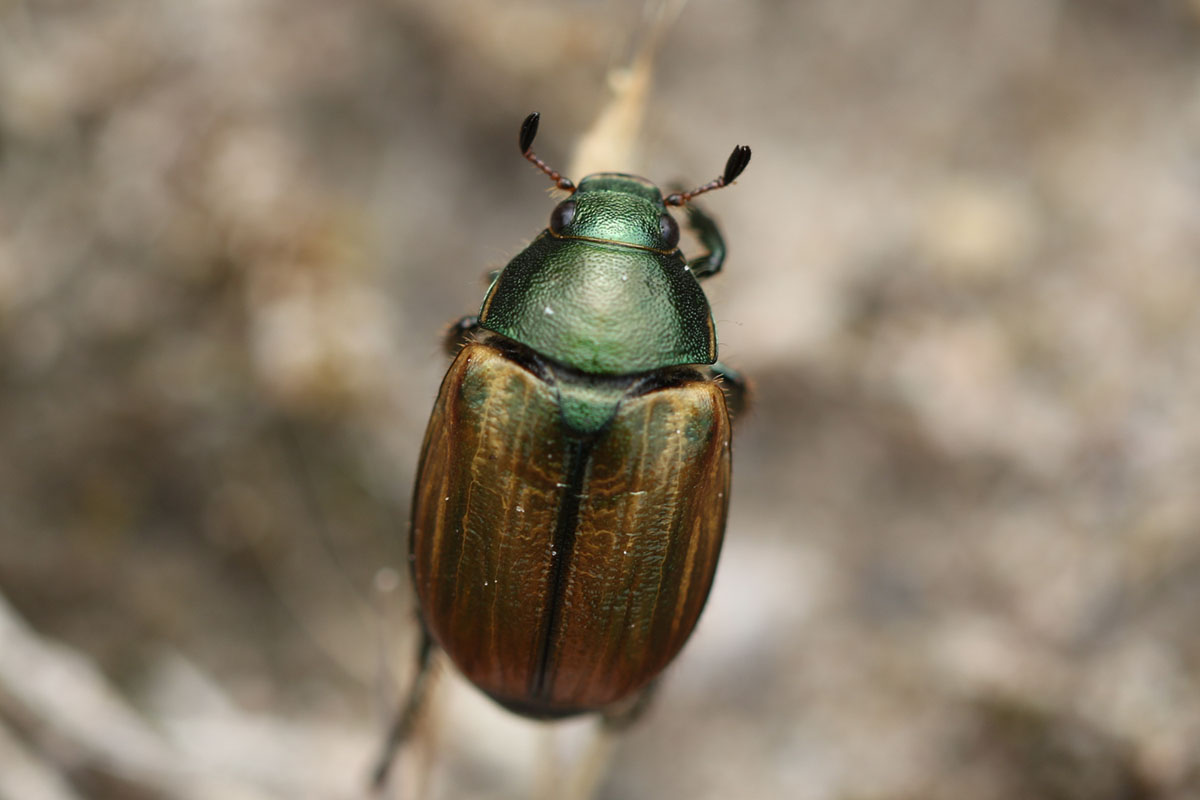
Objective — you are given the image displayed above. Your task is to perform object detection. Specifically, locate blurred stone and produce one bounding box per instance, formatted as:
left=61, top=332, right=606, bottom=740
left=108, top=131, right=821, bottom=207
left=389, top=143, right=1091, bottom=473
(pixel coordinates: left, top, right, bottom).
left=916, top=177, right=1039, bottom=278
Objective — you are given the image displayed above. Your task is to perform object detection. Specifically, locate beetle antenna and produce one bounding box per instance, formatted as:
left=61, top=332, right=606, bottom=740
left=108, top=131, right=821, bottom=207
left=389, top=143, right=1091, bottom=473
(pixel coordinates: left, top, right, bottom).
left=520, top=112, right=576, bottom=193
left=664, top=145, right=751, bottom=206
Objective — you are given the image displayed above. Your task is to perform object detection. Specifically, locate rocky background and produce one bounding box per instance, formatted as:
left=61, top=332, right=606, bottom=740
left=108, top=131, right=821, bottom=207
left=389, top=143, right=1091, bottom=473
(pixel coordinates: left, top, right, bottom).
left=1, top=1, right=1199, bottom=798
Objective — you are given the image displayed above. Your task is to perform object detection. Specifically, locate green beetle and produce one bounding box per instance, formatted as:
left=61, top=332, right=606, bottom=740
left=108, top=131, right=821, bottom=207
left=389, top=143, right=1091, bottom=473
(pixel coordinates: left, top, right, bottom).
left=375, top=112, right=749, bottom=785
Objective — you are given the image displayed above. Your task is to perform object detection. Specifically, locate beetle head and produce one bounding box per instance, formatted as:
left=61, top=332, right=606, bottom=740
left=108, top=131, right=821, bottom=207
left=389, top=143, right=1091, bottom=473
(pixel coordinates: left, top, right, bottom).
left=519, top=111, right=750, bottom=253
left=546, top=175, right=680, bottom=252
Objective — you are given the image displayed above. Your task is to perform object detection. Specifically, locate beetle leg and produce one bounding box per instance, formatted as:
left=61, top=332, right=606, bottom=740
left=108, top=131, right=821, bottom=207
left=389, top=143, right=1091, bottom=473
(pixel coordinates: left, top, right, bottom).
left=601, top=681, right=659, bottom=732
left=558, top=686, right=661, bottom=800
left=711, top=361, right=749, bottom=420
left=442, top=315, right=480, bottom=356
left=371, top=629, right=436, bottom=791
left=684, top=203, right=726, bottom=279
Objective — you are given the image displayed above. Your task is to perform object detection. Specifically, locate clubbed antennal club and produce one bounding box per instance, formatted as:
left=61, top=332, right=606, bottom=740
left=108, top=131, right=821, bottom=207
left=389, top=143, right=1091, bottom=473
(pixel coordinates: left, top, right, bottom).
left=519, top=112, right=575, bottom=193
left=665, top=145, right=752, bottom=207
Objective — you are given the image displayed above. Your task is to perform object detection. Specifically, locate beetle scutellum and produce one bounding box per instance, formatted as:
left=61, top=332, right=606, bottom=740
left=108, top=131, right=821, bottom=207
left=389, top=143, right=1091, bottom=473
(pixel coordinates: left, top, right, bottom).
left=374, top=112, right=750, bottom=787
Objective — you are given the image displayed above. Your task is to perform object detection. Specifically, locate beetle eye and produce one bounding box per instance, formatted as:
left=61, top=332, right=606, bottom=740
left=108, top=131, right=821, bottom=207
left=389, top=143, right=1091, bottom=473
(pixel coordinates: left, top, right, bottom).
left=659, top=213, right=680, bottom=248
left=549, top=200, right=576, bottom=234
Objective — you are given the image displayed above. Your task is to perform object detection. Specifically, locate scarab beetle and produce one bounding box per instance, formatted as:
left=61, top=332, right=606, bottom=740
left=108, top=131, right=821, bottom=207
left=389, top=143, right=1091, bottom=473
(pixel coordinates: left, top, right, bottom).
left=374, top=112, right=749, bottom=785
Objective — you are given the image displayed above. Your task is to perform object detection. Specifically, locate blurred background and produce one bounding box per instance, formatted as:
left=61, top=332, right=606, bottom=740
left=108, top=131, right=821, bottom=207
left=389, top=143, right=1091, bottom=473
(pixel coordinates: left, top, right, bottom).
left=2, top=0, right=1199, bottom=798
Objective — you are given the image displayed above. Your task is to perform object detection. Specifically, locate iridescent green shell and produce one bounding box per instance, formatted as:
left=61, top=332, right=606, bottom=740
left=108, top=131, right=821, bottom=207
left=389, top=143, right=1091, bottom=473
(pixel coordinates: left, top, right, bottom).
left=478, top=173, right=717, bottom=375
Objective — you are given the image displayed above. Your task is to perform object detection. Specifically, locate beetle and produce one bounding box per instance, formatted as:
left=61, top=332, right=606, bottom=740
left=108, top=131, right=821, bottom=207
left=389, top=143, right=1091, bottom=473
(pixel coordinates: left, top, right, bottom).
left=373, top=112, right=749, bottom=787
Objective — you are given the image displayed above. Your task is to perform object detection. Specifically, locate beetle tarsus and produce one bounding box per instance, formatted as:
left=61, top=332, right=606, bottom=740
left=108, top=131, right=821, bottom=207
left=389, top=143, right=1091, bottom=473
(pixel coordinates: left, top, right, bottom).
left=371, top=630, right=436, bottom=791
left=711, top=361, right=749, bottom=419
left=683, top=204, right=726, bottom=279
left=443, top=315, right=481, bottom=356
left=601, top=682, right=659, bottom=732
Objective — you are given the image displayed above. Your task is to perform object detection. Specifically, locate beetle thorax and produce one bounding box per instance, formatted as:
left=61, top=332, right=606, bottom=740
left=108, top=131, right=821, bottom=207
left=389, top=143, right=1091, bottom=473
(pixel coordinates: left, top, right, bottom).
left=478, top=237, right=715, bottom=374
